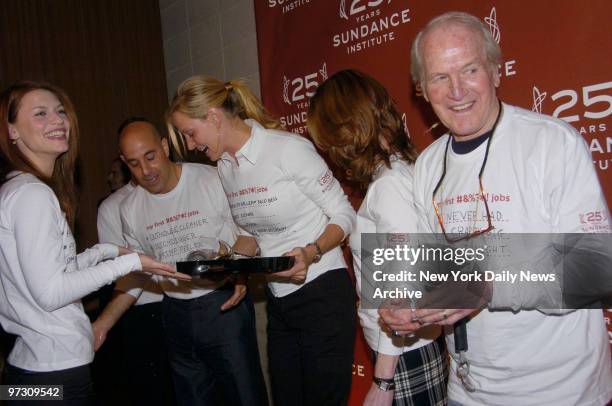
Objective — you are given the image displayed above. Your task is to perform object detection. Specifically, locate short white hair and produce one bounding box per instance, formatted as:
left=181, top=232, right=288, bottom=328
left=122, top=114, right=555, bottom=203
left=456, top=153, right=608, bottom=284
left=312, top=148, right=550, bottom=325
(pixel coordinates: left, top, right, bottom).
left=410, top=11, right=502, bottom=87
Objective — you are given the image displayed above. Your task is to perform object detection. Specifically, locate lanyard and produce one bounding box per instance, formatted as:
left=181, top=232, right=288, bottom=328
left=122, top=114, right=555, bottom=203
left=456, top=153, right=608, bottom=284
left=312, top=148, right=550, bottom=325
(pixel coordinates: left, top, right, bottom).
left=454, top=317, right=476, bottom=391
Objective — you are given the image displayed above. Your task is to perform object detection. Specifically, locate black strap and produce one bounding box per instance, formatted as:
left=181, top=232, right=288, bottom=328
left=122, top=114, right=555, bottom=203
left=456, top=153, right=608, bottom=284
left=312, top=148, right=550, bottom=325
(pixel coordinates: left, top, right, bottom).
left=454, top=317, right=469, bottom=353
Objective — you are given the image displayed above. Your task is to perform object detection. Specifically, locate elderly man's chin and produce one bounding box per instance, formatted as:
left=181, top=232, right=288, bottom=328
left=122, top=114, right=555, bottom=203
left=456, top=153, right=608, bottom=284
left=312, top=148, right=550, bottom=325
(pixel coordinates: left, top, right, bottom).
left=440, top=117, right=487, bottom=140
left=438, top=106, right=498, bottom=140
left=450, top=124, right=487, bottom=140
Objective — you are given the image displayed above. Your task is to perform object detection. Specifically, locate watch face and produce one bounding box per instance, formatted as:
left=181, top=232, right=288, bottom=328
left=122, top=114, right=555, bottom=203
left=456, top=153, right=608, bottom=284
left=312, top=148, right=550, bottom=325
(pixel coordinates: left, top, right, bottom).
left=374, top=377, right=395, bottom=391
left=308, top=242, right=322, bottom=263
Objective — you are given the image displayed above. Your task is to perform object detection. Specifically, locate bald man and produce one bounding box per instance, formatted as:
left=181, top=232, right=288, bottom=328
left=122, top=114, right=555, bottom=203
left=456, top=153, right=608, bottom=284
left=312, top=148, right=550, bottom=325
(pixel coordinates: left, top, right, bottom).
left=93, top=119, right=268, bottom=406
left=94, top=117, right=169, bottom=406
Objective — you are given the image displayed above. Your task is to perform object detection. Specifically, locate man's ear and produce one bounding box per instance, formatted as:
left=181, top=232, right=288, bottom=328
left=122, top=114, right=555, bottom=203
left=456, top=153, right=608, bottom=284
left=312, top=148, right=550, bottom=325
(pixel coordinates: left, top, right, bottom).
left=422, top=86, right=430, bottom=103
left=493, top=66, right=501, bottom=88
left=161, top=137, right=170, bottom=157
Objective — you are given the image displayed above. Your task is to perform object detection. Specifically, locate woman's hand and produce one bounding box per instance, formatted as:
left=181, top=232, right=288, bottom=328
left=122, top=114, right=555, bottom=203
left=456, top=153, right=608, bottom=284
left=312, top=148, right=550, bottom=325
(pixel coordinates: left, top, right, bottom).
left=137, top=254, right=192, bottom=281
left=363, top=383, right=394, bottom=406
left=117, top=246, right=132, bottom=256
left=272, top=245, right=316, bottom=283
left=365, top=353, right=398, bottom=406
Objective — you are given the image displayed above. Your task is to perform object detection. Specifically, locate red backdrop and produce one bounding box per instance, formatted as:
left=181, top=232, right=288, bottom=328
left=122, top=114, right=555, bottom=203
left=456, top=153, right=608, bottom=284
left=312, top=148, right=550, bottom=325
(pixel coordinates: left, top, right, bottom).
left=254, top=1, right=612, bottom=403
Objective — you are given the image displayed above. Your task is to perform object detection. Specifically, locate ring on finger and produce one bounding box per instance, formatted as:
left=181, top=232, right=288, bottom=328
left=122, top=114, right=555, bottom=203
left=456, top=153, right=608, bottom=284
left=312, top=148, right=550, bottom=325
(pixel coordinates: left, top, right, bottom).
left=441, top=310, right=448, bottom=320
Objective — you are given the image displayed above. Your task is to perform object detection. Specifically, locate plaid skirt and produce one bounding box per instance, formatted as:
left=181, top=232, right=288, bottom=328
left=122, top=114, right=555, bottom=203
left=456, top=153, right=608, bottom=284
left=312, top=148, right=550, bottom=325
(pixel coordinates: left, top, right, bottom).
left=375, top=334, right=449, bottom=406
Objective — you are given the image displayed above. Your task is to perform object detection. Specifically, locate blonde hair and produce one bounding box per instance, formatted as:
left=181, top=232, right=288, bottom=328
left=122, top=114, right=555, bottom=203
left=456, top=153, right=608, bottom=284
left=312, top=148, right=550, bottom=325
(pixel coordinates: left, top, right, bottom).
left=166, top=75, right=282, bottom=157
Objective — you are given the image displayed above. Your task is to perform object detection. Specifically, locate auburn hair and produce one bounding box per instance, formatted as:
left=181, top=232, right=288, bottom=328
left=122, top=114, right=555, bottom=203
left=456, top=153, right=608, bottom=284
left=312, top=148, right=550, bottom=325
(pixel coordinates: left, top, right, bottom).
left=0, top=81, right=79, bottom=226
left=307, top=69, right=417, bottom=190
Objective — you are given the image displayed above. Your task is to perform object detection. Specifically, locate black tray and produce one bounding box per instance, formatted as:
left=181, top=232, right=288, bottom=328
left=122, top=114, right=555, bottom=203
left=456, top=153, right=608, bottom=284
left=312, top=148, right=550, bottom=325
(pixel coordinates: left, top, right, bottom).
left=176, top=256, right=295, bottom=277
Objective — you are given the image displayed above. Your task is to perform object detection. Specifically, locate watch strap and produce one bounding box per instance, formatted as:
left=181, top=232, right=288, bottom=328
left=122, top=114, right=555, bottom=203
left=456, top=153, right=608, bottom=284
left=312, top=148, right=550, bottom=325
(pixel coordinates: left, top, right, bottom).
left=373, top=376, right=395, bottom=391
left=306, top=241, right=323, bottom=263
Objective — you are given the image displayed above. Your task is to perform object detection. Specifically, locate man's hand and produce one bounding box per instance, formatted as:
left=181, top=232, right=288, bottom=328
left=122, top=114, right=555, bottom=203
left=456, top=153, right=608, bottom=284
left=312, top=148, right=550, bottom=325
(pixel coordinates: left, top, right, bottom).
left=378, top=307, right=422, bottom=336
left=91, top=320, right=109, bottom=352
left=413, top=308, right=476, bottom=326
left=220, top=277, right=248, bottom=311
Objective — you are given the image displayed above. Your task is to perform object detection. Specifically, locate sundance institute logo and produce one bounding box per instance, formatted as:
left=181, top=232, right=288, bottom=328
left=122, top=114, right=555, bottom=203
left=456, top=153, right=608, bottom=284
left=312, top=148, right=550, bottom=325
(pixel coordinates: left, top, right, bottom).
left=334, top=0, right=407, bottom=55
left=339, top=0, right=392, bottom=20
left=484, top=7, right=501, bottom=44
left=280, top=62, right=329, bottom=134
left=401, top=113, right=410, bottom=138
left=268, top=0, right=311, bottom=14
left=283, top=62, right=328, bottom=106
left=531, top=87, right=547, bottom=114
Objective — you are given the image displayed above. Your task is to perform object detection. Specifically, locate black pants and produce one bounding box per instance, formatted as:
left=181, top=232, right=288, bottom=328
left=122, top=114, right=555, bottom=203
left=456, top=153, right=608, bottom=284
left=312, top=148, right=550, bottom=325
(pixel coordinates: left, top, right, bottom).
left=162, top=287, right=268, bottom=406
left=121, top=301, right=174, bottom=406
left=3, top=363, right=96, bottom=406
left=266, top=269, right=357, bottom=406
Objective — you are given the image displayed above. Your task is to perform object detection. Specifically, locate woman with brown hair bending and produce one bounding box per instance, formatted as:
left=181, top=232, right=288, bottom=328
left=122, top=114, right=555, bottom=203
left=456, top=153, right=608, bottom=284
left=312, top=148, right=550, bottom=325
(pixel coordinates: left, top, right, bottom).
left=307, top=69, right=449, bottom=406
left=0, top=81, right=186, bottom=405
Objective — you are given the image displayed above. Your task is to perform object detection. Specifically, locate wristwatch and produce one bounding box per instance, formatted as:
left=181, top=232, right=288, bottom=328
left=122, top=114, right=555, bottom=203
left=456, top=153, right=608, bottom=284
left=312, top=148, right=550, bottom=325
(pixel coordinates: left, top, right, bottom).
left=373, top=376, right=395, bottom=391
left=306, top=241, right=323, bottom=263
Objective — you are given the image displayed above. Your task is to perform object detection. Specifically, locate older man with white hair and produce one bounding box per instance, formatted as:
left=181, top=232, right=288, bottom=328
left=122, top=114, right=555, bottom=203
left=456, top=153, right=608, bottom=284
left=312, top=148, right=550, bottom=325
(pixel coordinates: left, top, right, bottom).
left=381, top=11, right=612, bottom=406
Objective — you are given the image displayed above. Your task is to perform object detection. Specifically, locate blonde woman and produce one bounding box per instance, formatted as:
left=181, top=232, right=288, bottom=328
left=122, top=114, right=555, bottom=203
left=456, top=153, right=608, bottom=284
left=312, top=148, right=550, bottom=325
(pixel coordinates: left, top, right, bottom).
left=167, top=75, right=357, bottom=406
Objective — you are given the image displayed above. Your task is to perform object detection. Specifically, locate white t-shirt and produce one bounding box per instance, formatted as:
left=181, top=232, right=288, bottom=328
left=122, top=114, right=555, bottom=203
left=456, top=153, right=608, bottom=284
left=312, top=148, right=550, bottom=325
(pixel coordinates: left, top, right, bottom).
left=97, top=183, right=136, bottom=246
left=0, top=172, right=141, bottom=371
left=350, top=157, right=440, bottom=356
left=217, top=120, right=355, bottom=297
left=98, top=183, right=164, bottom=305
left=413, top=103, right=612, bottom=405
left=118, top=163, right=238, bottom=300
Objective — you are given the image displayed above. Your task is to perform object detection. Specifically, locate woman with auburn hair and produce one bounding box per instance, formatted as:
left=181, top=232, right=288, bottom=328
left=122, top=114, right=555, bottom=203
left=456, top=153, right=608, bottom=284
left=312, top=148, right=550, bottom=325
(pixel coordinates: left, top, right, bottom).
left=307, top=69, right=448, bottom=406
left=167, top=75, right=357, bottom=406
left=0, top=81, right=187, bottom=405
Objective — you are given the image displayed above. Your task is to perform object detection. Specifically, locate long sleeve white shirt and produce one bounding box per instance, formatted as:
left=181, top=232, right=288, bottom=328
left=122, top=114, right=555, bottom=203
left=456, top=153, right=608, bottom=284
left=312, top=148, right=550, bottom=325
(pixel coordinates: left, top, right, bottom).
left=0, top=173, right=141, bottom=371
left=350, top=157, right=440, bottom=355
left=97, top=183, right=135, bottom=246
left=413, top=103, right=612, bottom=406
left=217, top=120, right=356, bottom=297
left=97, top=183, right=164, bottom=305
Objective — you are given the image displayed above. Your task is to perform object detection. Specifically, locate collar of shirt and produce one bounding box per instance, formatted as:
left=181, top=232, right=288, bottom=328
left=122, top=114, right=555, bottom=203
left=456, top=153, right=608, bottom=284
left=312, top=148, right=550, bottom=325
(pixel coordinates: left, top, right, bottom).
left=372, top=153, right=401, bottom=181
left=219, top=119, right=263, bottom=166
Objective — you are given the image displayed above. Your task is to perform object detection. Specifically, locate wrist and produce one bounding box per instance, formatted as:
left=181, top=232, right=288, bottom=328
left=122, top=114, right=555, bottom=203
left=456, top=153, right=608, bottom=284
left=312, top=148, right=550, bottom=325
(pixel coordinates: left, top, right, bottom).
left=93, top=318, right=111, bottom=332
left=301, top=244, right=315, bottom=266
left=373, top=376, right=395, bottom=391
left=373, top=368, right=396, bottom=380
left=305, top=241, right=322, bottom=264
left=374, top=353, right=400, bottom=379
